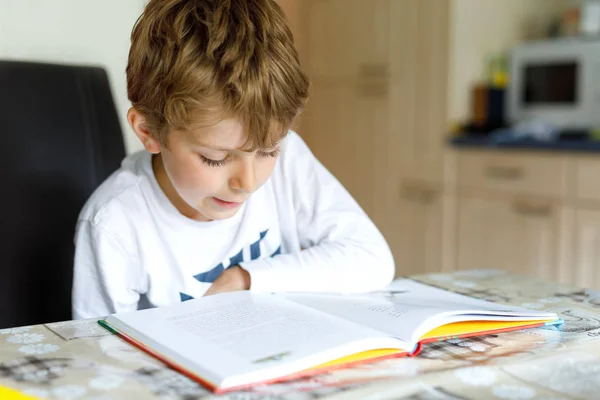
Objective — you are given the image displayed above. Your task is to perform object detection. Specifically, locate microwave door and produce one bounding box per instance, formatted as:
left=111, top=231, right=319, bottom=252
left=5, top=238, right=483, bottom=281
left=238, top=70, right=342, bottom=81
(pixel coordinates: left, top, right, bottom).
left=522, top=62, right=578, bottom=107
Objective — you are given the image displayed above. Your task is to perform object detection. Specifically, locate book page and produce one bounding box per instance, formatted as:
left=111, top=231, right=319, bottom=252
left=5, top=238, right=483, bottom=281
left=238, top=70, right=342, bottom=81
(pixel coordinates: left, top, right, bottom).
left=282, top=279, right=558, bottom=343
left=108, top=291, right=405, bottom=387
left=166, top=295, right=362, bottom=361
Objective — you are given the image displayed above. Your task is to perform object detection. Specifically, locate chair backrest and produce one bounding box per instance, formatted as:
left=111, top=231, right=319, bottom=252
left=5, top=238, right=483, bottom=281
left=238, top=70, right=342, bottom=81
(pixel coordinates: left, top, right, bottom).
left=0, top=60, right=126, bottom=328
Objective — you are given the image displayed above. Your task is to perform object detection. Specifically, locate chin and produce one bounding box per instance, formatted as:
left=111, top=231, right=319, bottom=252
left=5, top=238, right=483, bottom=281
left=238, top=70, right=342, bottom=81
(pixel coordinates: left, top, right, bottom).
left=212, top=211, right=239, bottom=220
left=199, top=206, right=241, bottom=221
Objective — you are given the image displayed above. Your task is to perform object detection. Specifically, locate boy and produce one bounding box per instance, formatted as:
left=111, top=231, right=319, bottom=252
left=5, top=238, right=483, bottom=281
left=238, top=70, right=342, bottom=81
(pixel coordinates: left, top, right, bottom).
left=72, top=0, right=394, bottom=319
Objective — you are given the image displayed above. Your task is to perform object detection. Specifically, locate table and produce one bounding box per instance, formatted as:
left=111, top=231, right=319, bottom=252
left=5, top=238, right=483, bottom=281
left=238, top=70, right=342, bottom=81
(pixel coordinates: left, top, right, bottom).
left=2, top=270, right=600, bottom=400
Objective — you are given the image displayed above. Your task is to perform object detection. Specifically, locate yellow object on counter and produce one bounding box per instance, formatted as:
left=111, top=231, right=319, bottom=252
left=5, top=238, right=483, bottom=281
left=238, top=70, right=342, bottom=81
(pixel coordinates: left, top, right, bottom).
left=0, top=385, right=38, bottom=399
left=590, top=128, right=600, bottom=141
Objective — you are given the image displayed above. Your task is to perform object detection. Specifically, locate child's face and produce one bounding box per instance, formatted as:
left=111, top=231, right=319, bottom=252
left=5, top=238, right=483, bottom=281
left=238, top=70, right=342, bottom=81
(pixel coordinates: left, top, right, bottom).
left=154, top=118, right=280, bottom=221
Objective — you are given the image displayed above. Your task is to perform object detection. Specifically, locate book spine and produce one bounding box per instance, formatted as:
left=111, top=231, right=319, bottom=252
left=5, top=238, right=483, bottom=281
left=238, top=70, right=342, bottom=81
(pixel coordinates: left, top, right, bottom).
left=97, top=320, right=219, bottom=392
left=408, top=342, right=423, bottom=357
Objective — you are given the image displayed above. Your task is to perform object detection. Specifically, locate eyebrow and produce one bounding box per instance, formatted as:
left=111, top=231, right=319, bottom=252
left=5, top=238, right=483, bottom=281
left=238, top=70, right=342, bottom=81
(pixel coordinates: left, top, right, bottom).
left=197, top=144, right=248, bottom=152
left=195, top=142, right=281, bottom=153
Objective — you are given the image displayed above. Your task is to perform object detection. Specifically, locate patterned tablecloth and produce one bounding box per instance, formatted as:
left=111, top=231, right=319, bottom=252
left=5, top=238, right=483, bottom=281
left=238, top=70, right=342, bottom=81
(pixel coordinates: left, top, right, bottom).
left=2, top=269, right=600, bottom=400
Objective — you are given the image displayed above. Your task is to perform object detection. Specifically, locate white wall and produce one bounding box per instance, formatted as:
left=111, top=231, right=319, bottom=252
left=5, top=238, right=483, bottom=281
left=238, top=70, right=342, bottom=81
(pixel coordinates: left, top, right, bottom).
left=0, top=0, right=146, bottom=154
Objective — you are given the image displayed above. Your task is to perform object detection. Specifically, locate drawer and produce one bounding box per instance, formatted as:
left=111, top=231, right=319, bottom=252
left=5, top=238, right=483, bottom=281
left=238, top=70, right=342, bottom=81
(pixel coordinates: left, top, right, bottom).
left=575, top=157, right=600, bottom=202
left=457, top=151, right=568, bottom=197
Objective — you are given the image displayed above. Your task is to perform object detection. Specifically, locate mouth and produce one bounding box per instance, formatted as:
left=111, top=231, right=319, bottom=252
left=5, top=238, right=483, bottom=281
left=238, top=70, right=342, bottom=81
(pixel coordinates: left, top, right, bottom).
left=212, top=197, right=244, bottom=209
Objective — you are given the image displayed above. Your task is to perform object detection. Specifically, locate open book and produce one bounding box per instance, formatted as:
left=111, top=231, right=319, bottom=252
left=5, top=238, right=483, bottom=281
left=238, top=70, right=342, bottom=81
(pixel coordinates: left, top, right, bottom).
left=100, top=279, right=562, bottom=393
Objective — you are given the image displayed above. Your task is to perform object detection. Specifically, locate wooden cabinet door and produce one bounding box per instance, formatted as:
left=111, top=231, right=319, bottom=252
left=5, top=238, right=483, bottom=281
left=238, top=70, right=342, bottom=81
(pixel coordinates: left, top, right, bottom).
left=389, top=181, right=444, bottom=277
left=306, top=0, right=390, bottom=79
left=457, top=194, right=562, bottom=282
left=388, top=0, right=449, bottom=183
left=571, top=208, right=600, bottom=289
left=301, top=79, right=390, bottom=219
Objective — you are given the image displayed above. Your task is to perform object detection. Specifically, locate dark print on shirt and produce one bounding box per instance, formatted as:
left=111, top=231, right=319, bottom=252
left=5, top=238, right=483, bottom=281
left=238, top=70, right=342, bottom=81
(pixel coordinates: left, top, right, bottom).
left=179, top=229, right=281, bottom=301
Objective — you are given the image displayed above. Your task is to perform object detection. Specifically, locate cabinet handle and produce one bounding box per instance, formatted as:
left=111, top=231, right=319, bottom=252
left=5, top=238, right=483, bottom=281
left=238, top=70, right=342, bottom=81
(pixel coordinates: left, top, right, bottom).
left=355, top=81, right=388, bottom=98
left=512, top=201, right=553, bottom=218
left=401, top=185, right=439, bottom=204
left=485, top=165, right=524, bottom=180
left=418, top=189, right=438, bottom=204
left=359, top=63, right=388, bottom=79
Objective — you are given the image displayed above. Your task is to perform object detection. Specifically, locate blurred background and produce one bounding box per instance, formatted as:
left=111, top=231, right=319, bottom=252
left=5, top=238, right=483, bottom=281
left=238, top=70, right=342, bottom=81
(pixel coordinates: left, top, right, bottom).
left=2, top=0, right=600, bottom=291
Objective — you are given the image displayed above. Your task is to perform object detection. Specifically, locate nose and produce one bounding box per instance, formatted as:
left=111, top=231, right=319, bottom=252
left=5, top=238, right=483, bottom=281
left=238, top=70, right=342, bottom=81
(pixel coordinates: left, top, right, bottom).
left=229, top=157, right=256, bottom=194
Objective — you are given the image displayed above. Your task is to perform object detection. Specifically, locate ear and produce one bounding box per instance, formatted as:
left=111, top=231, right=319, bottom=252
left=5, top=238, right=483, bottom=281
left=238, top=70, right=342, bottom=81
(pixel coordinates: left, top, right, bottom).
left=128, top=107, right=162, bottom=154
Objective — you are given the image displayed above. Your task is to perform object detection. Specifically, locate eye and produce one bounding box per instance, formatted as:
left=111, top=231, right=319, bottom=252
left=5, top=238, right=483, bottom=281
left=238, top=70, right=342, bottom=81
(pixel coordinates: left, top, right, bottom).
left=199, top=155, right=228, bottom=167
left=258, top=148, right=281, bottom=158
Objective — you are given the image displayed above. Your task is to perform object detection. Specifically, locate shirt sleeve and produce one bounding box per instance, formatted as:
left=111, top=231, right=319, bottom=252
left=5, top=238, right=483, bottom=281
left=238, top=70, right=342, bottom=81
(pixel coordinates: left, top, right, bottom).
left=240, top=132, right=395, bottom=294
left=72, top=220, right=143, bottom=319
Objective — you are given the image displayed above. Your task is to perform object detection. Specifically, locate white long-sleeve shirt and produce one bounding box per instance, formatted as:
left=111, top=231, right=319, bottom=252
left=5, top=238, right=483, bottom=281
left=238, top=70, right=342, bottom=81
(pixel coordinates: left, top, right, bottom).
left=72, top=131, right=394, bottom=319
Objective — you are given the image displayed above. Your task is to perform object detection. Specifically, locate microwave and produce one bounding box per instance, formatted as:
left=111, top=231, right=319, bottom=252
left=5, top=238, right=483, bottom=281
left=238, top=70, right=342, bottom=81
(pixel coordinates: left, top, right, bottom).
left=508, top=39, right=600, bottom=130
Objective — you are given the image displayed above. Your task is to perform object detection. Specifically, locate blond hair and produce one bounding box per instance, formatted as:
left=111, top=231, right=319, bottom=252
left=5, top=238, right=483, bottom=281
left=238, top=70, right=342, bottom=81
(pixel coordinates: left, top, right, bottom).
left=126, top=0, right=309, bottom=149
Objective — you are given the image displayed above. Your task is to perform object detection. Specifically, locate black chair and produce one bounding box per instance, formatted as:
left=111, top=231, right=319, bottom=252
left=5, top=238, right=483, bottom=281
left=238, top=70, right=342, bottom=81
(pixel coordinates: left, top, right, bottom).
left=0, top=60, right=126, bottom=329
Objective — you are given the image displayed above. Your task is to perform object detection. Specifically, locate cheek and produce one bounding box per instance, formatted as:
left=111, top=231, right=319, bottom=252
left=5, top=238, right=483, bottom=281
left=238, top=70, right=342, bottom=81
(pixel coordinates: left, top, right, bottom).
left=255, top=157, right=279, bottom=186
left=164, top=154, right=222, bottom=196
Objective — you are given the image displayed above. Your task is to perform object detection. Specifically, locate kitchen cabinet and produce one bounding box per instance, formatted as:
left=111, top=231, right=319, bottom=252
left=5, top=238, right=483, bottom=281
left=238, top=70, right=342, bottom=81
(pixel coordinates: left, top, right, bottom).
left=570, top=208, right=600, bottom=289
left=302, top=0, right=451, bottom=276
left=389, top=0, right=449, bottom=182
left=306, top=0, right=389, bottom=80
left=457, top=151, right=569, bottom=198
left=457, top=192, right=563, bottom=282
left=392, top=181, right=445, bottom=277
left=301, top=80, right=390, bottom=218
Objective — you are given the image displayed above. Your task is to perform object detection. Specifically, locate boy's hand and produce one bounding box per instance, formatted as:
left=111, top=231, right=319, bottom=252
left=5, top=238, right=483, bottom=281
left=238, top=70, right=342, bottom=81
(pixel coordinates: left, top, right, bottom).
left=204, top=266, right=251, bottom=296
